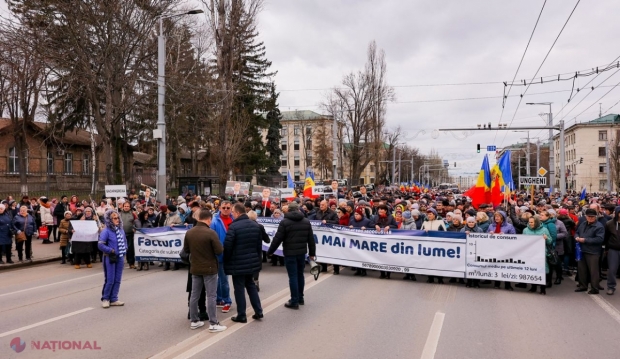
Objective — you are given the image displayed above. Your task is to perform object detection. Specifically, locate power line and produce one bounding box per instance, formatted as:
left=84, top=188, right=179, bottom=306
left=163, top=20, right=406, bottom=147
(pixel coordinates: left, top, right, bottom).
left=501, top=0, right=547, bottom=109
left=499, top=0, right=581, bottom=147
left=571, top=78, right=620, bottom=120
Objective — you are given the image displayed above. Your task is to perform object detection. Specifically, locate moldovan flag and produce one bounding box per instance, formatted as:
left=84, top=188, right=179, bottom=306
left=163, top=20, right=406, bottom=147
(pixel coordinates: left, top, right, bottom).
left=463, top=155, right=492, bottom=209
left=303, top=168, right=318, bottom=198
left=490, top=151, right=514, bottom=206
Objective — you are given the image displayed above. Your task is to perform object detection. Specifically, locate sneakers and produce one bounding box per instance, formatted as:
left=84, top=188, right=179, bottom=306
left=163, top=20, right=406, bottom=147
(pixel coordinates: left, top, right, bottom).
left=102, top=300, right=110, bottom=309
left=216, top=301, right=225, bottom=308
left=190, top=321, right=205, bottom=330
left=607, top=288, right=615, bottom=295
left=222, top=304, right=231, bottom=313
left=208, top=323, right=227, bottom=332
left=110, top=301, right=125, bottom=306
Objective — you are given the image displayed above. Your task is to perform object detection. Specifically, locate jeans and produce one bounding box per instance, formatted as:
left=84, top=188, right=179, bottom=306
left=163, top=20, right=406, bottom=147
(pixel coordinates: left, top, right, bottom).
left=216, top=263, right=232, bottom=304
left=16, top=235, right=32, bottom=260
left=231, top=274, right=262, bottom=317
left=190, top=274, right=218, bottom=325
left=607, top=249, right=620, bottom=290
left=284, top=254, right=306, bottom=305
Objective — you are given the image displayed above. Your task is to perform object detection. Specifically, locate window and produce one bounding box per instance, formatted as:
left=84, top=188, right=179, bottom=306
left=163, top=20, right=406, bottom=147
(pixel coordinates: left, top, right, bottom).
left=305, top=126, right=312, bottom=136
left=281, top=159, right=287, bottom=167
left=294, top=156, right=300, bottom=167
left=47, top=151, right=54, bottom=173
left=82, top=153, right=90, bottom=174
left=281, top=141, right=287, bottom=151
left=281, top=126, right=288, bottom=137
left=294, top=126, right=300, bottom=136
left=294, top=175, right=300, bottom=181
left=599, top=147, right=606, bottom=157
left=294, top=140, right=300, bottom=151
left=599, top=163, right=607, bottom=173
left=359, top=178, right=365, bottom=185
left=64, top=153, right=73, bottom=174
left=599, top=130, right=608, bottom=141
left=282, top=173, right=287, bottom=182
left=370, top=165, right=375, bottom=173
left=8, top=147, right=28, bottom=173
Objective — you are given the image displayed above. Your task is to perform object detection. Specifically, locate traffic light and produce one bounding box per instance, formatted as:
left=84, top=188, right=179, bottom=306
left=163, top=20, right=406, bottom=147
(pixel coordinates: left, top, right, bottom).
left=579, top=157, right=583, bottom=164
left=477, top=144, right=480, bottom=153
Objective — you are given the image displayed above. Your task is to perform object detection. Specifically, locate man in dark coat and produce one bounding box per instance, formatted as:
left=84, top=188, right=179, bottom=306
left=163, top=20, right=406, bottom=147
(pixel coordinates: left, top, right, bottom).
left=575, top=208, right=605, bottom=294
left=224, top=203, right=263, bottom=323
left=268, top=201, right=316, bottom=309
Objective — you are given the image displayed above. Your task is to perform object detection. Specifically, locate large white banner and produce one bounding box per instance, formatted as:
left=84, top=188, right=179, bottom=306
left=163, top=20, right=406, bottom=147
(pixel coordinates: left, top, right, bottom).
left=465, top=233, right=546, bottom=284
left=258, top=218, right=546, bottom=283
left=70, top=220, right=99, bottom=242
left=134, top=227, right=187, bottom=263
left=259, top=219, right=467, bottom=278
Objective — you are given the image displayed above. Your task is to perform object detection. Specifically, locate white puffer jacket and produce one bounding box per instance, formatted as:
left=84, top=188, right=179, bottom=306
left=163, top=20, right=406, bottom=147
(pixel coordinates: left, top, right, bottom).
left=40, top=205, right=54, bottom=225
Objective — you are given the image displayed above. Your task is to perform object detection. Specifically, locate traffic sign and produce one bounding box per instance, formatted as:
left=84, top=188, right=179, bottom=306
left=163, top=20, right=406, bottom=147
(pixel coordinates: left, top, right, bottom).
left=537, top=167, right=548, bottom=177
left=519, top=177, right=546, bottom=185
left=487, top=145, right=496, bottom=151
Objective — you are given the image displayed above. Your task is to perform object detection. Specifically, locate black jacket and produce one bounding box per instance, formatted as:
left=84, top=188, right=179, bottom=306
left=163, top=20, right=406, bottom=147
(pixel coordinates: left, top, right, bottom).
left=53, top=201, right=68, bottom=219
left=576, top=219, right=605, bottom=255
left=604, top=207, right=620, bottom=251
left=508, top=205, right=527, bottom=234
left=268, top=210, right=316, bottom=257
left=223, top=214, right=263, bottom=275
left=314, top=208, right=338, bottom=224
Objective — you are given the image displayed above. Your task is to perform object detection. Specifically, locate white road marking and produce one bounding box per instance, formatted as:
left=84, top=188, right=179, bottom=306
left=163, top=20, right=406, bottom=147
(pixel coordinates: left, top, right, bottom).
left=420, top=312, right=446, bottom=359
left=568, top=276, right=620, bottom=325
left=0, top=307, right=94, bottom=338
left=0, top=273, right=102, bottom=298
left=149, top=272, right=333, bottom=359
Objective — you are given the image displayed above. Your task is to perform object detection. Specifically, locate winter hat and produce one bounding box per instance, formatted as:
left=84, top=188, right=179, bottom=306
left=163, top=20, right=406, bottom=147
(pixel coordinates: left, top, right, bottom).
left=426, top=208, right=438, bottom=216
left=403, top=210, right=412, bottom=219
left=64, top=210, right=72, bottom=216
left=159, top=205, right=167, bottom=212
left=40, top=196, right=48, bottom=204
left=358, top=200, right=369, bottom=206
left=288, top=202, right=300, bottom=211
left=411, top=203, right=419, bottom=210
left=355, top=207, right=365, bottom=216
left=167, top=204, right=177, bottom=212
left=411, top=209, right=420, bottom=217
left=547, top=209, right=557, bottom=218
left=559, top=208, right=569, bottom=216
left=347, top=201, right=355, bottom=208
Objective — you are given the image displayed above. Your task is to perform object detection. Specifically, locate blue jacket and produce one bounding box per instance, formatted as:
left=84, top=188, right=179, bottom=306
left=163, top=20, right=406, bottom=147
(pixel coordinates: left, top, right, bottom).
left=12, top=213, right=36, bottom=237
left=487, top=211, right=516, bottom=234
left=98, top=210, right=127, bottom=258
left=576, top=219, right=605, bottom=255
left=223, top=214, right=263, bottom=276
left=349, top=216, right=370, bottom=228
left=0, top=212, right=12, bottom=245
left=211, top=212, right=234, bottom=262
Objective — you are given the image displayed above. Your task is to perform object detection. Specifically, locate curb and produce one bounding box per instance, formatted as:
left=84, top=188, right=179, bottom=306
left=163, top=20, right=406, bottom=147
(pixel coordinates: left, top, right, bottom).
left=0, top=256, right=62, bottom=271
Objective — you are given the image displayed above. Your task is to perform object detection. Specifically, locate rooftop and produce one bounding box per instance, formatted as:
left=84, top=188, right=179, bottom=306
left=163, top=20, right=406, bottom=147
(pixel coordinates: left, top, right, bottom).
left=280, top=110, right=332, bottom=121
left=588, top=114, right=620, bottom=124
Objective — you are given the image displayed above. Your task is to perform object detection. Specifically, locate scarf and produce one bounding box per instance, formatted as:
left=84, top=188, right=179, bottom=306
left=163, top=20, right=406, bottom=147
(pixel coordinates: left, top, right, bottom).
left=114, top=226, right=127, bottom=257
left=494, top=222, right=502, bottom=233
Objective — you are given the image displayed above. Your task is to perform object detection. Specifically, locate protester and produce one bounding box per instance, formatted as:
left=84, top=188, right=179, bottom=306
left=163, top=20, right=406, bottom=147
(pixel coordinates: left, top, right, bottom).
left=523, top=216, right=552, bottom=295
left=604, top=206, right=620, bottom=295
left=12, top=205, right=36, bottom=262
left=120, top=202, right=138, bottom=270
left=268, top=201, right=316, bottom=309
left=224, top=203, right=263, bottom=322
left=0, top=204, right=14, bottom=264
left=184, top=209, right=227, bottom=332
left=58, top=211, right=73, bottom=265
left=211, top=200, right=234, bottom=313
left=98, top=210, right=127, bottom=308
left=246, top=210, right=271, bottom=291
left=422, top=208, right=446, bottom=284
left=39, top=197, right=54, bottom=244
left=575, top=208, right=605, bottom=294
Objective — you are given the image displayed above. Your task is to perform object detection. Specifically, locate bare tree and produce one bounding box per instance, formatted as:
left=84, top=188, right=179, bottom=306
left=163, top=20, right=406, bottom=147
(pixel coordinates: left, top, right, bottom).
left=323, top=41, right=394, bottom=186
left=609, top=130, right=620, bottom=192
left=0, top=21, right=46, bottom=195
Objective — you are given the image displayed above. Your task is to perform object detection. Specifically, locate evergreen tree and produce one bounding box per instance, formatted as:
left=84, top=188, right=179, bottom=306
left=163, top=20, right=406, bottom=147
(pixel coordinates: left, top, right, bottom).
left=264, top=82, right=282, bottom=175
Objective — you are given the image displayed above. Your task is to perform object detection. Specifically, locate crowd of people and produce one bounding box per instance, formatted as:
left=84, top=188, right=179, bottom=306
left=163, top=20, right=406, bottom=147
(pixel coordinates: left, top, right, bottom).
left=2, top=183, right=620, bottom=330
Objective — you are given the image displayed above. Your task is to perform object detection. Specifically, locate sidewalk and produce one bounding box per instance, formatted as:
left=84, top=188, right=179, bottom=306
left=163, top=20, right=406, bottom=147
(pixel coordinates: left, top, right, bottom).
left=0, top=235, right=63, bottom=270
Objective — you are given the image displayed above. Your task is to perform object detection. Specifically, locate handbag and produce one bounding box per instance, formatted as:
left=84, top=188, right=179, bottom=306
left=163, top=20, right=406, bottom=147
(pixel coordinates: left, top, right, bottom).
left=38, top=226, right=49, bottom=239
left=546, top=243, right=559, bottom=266
left=179, top=248, right=190, bottom=264
left=16, top=231, right=26, bottom=242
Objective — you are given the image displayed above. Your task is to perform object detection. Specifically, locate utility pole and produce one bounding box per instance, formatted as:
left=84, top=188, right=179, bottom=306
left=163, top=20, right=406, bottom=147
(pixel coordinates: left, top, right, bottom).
left=398, top=150, right=402, bottom=184
left=536, top=139, right=540, bottom=172
left=606, top=140, right=612, bottom=192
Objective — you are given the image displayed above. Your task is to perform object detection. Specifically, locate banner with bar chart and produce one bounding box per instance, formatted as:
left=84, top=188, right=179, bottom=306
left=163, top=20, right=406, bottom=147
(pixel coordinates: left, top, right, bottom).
left=465, top=233, right=546, bottom=284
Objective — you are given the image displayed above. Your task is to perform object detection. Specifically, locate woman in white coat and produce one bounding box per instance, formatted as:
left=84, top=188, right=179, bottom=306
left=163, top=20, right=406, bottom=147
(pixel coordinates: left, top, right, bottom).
left=39, top=197, right=54, bottom=244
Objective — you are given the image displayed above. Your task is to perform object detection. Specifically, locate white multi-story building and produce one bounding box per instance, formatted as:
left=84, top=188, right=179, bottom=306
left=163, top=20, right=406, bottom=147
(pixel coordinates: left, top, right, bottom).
left=552, top=114, right=620, bottom=192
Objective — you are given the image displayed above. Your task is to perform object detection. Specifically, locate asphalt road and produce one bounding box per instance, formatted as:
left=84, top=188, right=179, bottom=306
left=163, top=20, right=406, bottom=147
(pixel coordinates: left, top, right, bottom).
left=1, top=262, right=620, bottom=359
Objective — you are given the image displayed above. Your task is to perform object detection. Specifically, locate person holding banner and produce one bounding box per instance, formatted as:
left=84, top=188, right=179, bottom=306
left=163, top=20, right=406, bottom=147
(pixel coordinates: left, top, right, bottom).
left=98, top=210, right=128, bottom=308
left=370, top=204, right=399, bottom=279
left=523, top=216, right=552, bottom=295
left=72, top=207, right=98, bottom=269
left=422, top=208, right=446, bottom=283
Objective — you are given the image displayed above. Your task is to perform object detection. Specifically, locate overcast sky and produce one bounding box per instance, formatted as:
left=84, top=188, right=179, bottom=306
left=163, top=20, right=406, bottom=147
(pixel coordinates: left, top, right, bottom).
left=254, top=0, right=620, bottom=177
left=2, top=1, right=617, bottom=178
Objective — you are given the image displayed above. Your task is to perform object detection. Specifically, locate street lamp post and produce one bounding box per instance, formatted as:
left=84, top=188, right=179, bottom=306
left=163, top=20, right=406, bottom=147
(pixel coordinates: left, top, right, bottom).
left=526, top=102, right=553, bottom=187
left=156, top=9, right=203, bottom=204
